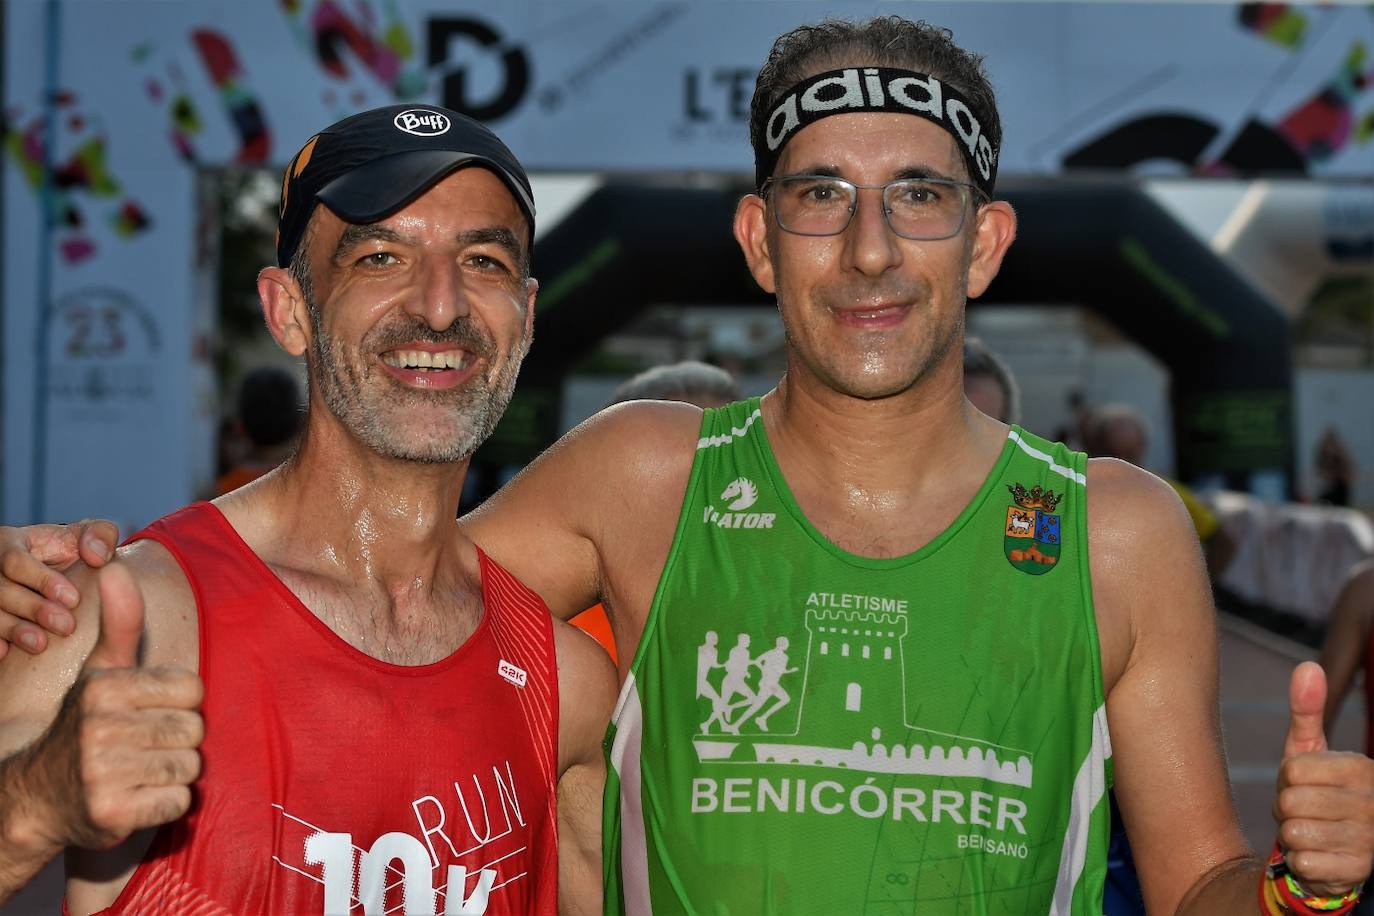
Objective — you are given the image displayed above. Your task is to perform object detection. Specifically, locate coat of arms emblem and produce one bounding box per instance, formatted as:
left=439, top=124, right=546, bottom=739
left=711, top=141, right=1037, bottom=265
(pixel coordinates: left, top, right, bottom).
left=1004, top=483, right=1062, bottom=575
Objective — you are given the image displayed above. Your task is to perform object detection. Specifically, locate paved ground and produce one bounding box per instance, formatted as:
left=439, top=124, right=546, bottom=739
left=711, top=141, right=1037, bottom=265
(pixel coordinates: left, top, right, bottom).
left=1, top=611, right=1363, bottom=914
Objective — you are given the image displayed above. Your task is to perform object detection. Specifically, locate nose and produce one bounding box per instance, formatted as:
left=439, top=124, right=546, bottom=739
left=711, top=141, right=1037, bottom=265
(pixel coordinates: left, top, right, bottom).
left=405, top=255, right=470, bottom=331
left=840, top=187, right=902, bottom=276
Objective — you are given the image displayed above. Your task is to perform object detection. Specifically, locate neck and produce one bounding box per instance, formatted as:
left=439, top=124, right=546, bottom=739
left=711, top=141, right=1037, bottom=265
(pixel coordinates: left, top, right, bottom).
left=764, top=353, right=1002, bottom=500
left=240, top=414, right=469, bottom=591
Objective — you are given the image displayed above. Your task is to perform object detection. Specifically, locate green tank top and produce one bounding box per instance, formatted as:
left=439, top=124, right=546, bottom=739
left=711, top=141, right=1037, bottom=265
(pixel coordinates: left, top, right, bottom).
left=604, top=398, right=1111, bottom=915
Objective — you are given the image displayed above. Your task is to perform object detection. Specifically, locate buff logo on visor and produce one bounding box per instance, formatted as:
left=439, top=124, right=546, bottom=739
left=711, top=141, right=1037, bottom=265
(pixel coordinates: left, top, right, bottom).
left=756, top=67, right=999, bottom=197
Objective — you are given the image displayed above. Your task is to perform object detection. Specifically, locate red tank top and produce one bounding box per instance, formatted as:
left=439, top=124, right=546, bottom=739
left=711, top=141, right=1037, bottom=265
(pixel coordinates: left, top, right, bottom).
left=86, top=502, right=558, bottom=915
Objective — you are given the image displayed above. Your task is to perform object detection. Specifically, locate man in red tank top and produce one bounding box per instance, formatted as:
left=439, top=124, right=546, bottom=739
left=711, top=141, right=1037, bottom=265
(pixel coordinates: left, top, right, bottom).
left=0, top=106, right=615, bottom=915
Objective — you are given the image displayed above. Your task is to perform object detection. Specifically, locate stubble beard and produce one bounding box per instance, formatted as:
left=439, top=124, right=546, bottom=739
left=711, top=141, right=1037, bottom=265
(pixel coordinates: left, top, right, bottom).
left=308, top=303, right=526, bottom=464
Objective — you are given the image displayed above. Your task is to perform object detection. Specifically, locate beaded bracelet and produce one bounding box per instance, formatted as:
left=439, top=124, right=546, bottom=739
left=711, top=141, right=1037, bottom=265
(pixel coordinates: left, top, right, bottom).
left=1262, top=841, right=1363, bottom=916
left=1259, top=867, right=1289, bottom=916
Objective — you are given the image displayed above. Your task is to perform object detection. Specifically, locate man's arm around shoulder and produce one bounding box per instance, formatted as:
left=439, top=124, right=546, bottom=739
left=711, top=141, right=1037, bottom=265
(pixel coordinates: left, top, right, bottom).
left=1090, top=458, right=1374, bottom=913
left=463, top=400, right=702, bottom=620
left=0, top=551, right=203, bottom=903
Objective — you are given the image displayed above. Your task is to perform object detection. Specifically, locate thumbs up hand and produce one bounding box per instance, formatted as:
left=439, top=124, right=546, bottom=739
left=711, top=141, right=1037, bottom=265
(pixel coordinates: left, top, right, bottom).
left=30, top=563, right=204, bottom=850
left=1273, top=661, right=1374, bottom=897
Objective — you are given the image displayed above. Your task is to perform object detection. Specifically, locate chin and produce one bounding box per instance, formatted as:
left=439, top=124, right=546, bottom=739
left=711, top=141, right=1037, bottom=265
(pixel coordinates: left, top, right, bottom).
left=821, top=361, right=930, bottom=401
left=836, top=381, right=920, bottom=402
left=352, top=411, right=490, bottom=465
left=384, top=444, right=474, bottom=465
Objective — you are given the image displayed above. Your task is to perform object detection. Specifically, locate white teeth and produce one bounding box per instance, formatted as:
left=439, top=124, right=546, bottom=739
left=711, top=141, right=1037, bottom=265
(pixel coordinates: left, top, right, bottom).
left=383, top=349, right=466, bottom=371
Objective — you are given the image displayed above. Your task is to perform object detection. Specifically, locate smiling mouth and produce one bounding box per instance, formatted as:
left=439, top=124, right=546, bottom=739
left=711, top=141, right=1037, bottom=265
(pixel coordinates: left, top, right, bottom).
left=833, top=302, right=912, bottom=322
left=381, top=348, right=472, bottom=372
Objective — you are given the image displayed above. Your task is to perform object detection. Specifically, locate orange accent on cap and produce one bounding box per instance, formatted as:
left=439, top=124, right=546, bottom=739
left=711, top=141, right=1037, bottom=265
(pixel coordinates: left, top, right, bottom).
left=279, top=135, right=320, bottom=215
left=292, top=135, right=319, bottom=178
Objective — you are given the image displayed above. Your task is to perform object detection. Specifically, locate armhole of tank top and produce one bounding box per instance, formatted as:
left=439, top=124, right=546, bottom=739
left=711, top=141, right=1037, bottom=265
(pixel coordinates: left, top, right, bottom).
left=613, top=406, right=716, bottom=692
left=1073, top=447, right=1111, bottom=784
left=477, top=547, right=560, bottom=798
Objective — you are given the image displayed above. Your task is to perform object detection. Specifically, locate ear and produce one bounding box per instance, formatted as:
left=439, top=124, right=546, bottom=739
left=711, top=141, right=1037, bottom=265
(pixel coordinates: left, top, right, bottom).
left=733, top=193, right=775, bottom=294
left=524, top=277, right=538, bottom=329
left=523, top=276, right=538, bottom=340
left=257, top=266, right=311, bottom=357
left=966, top=200, right=1017, bottom=299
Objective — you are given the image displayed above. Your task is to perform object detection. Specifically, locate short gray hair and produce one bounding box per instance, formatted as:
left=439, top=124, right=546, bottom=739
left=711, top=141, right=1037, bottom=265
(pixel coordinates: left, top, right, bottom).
left=609, top=361, right=741, bottom=408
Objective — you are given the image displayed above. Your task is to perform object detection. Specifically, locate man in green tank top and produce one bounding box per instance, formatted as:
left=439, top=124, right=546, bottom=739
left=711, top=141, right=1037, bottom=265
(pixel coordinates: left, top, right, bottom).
left=5, top=14, right=1374, bottom=916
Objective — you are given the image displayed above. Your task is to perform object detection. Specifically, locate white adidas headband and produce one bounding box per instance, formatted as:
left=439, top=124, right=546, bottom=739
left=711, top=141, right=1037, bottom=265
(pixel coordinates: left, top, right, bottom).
left=755, top=67, right=999, bottom=196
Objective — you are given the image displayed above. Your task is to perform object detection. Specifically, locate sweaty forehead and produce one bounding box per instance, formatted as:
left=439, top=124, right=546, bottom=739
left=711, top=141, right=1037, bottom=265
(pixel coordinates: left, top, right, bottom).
left=774, top=111, right=968, bottom=182
left=414, top=166, right=527, bottom=225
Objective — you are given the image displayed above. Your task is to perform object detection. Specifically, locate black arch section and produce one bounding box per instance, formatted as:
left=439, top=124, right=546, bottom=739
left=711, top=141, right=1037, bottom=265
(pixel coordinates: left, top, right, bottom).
left=1062, top=113, right=1219, bottom=171
left=985, top=185, right=1291, bottom=483
left=522, top=184, right=770, bottom=388
left=489, top=182, right=1291, bottom=486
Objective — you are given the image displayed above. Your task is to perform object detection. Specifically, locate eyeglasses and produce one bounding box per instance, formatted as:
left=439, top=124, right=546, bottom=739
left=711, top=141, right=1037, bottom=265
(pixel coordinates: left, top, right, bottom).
left=760, top=174, right=984, bottom=241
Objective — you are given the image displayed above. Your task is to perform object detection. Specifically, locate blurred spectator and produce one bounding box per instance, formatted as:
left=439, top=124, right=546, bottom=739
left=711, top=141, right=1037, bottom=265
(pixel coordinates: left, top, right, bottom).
left=215, top=366, right=302, bottom=495
left=572, top=361, right=743, bottom=664
left=963, top=336, right=1020, bottom=424
left=1085, top=404, right=1235, bottom=580
left=1052, top=388, right=1091, bottom=452
left=1315, top=427, right=1356, bottom=507
left=607, top=360, right=741, bottom=408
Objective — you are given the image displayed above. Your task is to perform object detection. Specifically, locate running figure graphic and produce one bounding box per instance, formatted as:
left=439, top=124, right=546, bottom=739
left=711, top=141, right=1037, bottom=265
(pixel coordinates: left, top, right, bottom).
left=731, top=636, right=798, bottom=731
left=713, top=635, right=757, bottom=735
left=697, top=633, right=798, bottom=734
left=697, top=631, right=723, bottom=706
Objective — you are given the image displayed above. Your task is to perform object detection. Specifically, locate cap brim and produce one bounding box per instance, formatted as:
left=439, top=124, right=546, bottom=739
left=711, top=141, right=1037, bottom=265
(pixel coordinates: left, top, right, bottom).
left=317, top=149, right=535, bottom=230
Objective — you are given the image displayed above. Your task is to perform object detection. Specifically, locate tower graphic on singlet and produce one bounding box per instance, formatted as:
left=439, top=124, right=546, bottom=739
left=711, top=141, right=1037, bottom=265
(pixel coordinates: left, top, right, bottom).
left=693, top=608, right=1033, bottom=788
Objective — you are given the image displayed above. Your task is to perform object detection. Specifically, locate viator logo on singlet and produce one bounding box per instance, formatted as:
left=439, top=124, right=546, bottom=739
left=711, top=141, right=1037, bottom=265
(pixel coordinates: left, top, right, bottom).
left=702, top=476, right=776, bottom=530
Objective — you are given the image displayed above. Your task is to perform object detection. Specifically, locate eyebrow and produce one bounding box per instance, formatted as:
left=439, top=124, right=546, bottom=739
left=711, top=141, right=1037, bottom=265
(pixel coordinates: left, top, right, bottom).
left=330, top=224, right=526, bottom=268
left=331, top=224, right=408, bottom=264
left=456, top=227, right=524, bottom=267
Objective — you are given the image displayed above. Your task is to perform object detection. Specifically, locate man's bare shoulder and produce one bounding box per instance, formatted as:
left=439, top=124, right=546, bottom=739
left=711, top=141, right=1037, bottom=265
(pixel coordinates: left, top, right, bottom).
left=115, top=540, right=198, bottom=669
left=1342, top=557, right=1374, bottom=599
left=459, top=400, right=704, bottom=613
left=1086, top=457, right=1211, bottom=690
left=533, top=400, right=702, bottom=487
left=1086, top=456, right=1197, bottom=545
left=1328, top=557, right=1374, bottom=635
